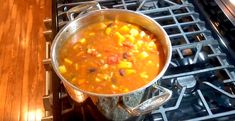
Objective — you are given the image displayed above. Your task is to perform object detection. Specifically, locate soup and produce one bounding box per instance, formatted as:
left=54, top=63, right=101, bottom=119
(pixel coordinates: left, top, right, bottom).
left=58, top=20, right=165, bottom=94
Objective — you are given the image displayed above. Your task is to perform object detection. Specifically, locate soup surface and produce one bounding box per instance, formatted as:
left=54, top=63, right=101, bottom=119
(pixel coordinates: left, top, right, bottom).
left=58, top=20, right=165, bottom=94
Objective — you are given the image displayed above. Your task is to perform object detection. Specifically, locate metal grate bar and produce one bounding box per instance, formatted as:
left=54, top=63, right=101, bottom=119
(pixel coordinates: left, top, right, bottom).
left=197, top=90, right=213, bottom=116
left=189, top=110, right=235, bottom=121
left=162, top=65, right=234, bottom=79
left=203, top=82, right=235, bottom=98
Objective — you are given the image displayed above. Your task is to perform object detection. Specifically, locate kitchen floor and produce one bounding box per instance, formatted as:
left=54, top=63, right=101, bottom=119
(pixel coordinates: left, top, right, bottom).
left=0, top=0, right=51, bottom=120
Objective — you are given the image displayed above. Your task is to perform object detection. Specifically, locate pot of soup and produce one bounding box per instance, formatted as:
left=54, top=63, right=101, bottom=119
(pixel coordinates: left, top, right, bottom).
left=51, top=2, right=172, bottom=120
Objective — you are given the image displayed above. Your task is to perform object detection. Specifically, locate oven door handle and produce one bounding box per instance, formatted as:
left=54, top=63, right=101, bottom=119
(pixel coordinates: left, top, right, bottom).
left=118, top=86, right=172, bottom=116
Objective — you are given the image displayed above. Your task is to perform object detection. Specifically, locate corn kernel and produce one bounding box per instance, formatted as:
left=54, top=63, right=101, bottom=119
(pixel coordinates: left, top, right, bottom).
left=58, top=65, right=66, bottom=74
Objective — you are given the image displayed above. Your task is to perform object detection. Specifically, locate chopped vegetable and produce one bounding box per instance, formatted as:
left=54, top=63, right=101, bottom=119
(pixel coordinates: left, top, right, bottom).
left=140, top=72, right=149, bottom=79
left=105, top=27, right=112, bottom=35
left=136, top=41, right=144, bottom=48
left=111, top=84, right=118, bottom=89
left=96, top=53, right=102, bottom=57
left=59, top=65, right=67, bottom=74
left=115, top=32, right=125, bottom=45
left=125, top=69, right=136, bottom=75
left=139, top=51, right=149, bottom=59
left=140, top=31, right=146, bottom=38
left=130, top=28, right=139, bottom=36
left=119, top=25, right=129, bottom=33
left=79, top=38, right=86, bottom=44
left=127, top=35, right=135, bottom=43
left=95, top=77, right=102, bottom=82
left=118, top=60, right=133, bottom=68
left=64, top=58, right=73, bottom=65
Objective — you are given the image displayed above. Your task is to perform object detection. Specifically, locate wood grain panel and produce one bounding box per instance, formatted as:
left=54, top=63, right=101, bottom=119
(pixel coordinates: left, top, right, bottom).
left=0, top=0, right=51, bottom=120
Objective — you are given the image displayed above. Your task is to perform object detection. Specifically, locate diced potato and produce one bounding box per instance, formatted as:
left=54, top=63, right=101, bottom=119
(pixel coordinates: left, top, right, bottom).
left=139, top=51, right=149, bottom=59
left=127, top=35, right=135, bottom=43
left=119, top=25, right=129, bottom=33
left=130, top=28, right=139, bottom=36
left=105, top=27, right=112, bottom=35
left=136, top=41, right=144, bottom=48
left=115, top=32, right=125, bottom=45
left=148, top=41, right=156, bottom=48
left=125, top=69, right=136, bottom=75
left=64, top=58, right=73, bottom=65
left=58, top=65, right=66, bottom=74
left=118, top=60, right=133, bottom=68
left=140, top=72, right=149, bottom=79
left=140, top=31, right=146, bottom=38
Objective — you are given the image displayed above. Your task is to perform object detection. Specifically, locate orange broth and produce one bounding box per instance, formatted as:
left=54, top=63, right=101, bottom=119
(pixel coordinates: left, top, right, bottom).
left=58, top=20, right=165, bottom=94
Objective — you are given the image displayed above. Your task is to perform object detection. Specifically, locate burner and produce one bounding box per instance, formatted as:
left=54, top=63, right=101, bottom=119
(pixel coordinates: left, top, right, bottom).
left=176, top=75, right=197, bottom=95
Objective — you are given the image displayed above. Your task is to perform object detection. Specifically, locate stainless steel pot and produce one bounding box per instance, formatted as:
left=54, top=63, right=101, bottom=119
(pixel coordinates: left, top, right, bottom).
left=51, top=2, right=172, bottom=119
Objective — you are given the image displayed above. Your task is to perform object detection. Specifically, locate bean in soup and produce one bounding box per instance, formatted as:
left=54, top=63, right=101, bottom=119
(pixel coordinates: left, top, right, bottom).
left=58, top=20, right=165, bottom=94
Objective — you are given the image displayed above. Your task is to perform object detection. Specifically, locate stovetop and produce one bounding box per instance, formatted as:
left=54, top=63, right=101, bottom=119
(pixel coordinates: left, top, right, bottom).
left=42, top=0, right=235, bottom=121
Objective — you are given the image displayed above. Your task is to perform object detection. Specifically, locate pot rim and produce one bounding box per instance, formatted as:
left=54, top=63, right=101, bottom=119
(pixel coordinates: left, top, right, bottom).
left=51, top=9, right=172, bottom=97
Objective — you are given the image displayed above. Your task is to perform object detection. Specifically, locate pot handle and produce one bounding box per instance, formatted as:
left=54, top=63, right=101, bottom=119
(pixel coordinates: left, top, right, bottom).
left=118, top=86, right=172, bottom=116
left=66, top=1, right=101, bottom=21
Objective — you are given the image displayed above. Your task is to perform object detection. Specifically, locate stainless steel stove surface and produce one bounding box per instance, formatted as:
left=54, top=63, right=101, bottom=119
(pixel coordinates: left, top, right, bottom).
left=42, top=0, right=235, bottom=121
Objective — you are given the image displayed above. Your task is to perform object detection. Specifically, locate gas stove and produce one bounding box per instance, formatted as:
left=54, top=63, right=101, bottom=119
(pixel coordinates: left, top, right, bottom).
left=42, top=0, right=235, bottom=121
